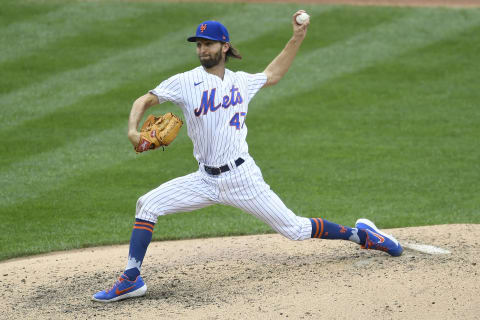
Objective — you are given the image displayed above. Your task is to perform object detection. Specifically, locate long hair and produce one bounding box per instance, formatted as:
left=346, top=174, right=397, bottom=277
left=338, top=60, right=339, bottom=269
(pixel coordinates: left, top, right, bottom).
left=225, top=43, right=242, bottom=62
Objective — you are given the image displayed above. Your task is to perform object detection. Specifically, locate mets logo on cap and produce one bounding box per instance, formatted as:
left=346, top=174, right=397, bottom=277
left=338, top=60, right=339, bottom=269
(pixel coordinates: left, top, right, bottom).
left=187, top=20, right=230, bottom=43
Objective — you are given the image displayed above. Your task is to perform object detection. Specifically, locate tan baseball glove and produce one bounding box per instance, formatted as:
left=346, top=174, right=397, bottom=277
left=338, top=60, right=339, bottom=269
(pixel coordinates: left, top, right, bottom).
left=135, top=112, right=183, bottom=153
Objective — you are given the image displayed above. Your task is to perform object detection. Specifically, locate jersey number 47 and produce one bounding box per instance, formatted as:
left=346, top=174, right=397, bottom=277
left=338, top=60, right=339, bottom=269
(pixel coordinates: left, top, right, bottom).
left=230, top=112, right=247, bottom=130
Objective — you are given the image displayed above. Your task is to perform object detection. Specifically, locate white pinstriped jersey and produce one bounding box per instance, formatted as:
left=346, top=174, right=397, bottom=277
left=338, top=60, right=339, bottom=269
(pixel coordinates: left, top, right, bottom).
left=150, top=66, right=267, bottom=166
left=134, top=65, right=312, bottom=246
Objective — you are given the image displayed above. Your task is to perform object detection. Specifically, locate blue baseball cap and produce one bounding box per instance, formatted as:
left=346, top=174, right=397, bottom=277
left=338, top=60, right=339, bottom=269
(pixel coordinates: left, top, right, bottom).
left=187, top=21, right=230, bottom=43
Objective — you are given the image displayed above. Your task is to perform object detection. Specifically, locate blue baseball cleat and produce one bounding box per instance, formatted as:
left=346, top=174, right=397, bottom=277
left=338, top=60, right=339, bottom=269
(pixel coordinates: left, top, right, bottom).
left=92, top=273, right=147, bottom=302
left=356, top=218, right=403, bottom=257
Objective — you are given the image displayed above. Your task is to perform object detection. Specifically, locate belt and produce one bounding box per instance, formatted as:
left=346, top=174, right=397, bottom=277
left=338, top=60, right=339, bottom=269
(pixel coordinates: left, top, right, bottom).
left=204, top=157, right=245, bottom=176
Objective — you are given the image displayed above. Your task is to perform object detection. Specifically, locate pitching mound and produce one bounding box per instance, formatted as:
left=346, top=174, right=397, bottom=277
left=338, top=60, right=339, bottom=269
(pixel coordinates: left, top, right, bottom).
left=1, top=224, right=479, bottom=319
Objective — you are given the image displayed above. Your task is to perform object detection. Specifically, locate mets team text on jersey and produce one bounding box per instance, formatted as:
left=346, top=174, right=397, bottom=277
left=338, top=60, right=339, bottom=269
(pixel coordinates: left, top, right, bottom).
left=150, top=66, right=266, bottom=166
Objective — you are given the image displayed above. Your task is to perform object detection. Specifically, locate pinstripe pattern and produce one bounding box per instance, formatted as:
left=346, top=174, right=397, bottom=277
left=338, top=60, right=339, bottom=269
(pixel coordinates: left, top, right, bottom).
left=217, top=157, right=311, bottom=240
left=140, top=67, right=312, bottom=240
left=150, top=67, right=266, bottom=166
left=136, top=155, right=312, bottom=240
left=136, top=171, right=217, bottom=223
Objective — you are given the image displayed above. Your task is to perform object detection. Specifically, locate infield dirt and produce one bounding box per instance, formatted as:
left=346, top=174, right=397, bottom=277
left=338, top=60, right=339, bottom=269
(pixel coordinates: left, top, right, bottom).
left=1, top=224, right=479, bottom=319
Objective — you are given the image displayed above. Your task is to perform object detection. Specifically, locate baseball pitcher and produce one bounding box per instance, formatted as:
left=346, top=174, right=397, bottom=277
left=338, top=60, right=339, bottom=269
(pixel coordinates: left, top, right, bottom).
left=92, top=10, right=403, bottom=303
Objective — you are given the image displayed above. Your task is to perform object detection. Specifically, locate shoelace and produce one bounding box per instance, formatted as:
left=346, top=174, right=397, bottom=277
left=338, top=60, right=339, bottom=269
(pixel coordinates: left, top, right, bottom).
left=106, top=276, right=125, bottom=293
left=363, top=237, right=390, bottom=252
left=371, top=243, right=389, bottom=252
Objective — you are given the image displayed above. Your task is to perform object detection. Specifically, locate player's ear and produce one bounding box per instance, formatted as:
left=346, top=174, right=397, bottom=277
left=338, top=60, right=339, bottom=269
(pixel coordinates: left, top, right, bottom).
left=222, top=42, right=230, bottom=54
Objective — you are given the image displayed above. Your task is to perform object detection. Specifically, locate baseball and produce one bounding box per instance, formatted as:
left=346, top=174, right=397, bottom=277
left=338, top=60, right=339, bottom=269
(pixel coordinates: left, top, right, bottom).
left=296, top=12, right=310, bottom=25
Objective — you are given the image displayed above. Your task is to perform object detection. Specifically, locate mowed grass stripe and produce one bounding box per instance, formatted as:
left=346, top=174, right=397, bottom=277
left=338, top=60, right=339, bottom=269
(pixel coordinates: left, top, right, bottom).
left=0, top=7, right=382, bottom=168
left=0, top=2, right=305, bottom=95
left=0, top=156, right=266, bottom=259
left=0, top=123, right=190, bottom=209
left=227, top=6, right=408, bottom=72
left=0, top=0, right=58, bottom=27
left=260, top=25, right=479, bottom=225
left=0, top=167, right=269, bottom=260
left=0, top=3, right=332, bottom=207
left=0, top=4, right=330, bottom=130
left=1, top=8, right=477, bottom=208
left=0, top=71, right=184, bottom=168
left=0, top=5, right=197, bottom=95
left=0, top=26, right=194, bottom=129
left=252, top=8, right=480, bottom=108
left=0, top=7, right=402, bottom=209
left=0, top=2, right=146, bottom=65
left=250, top=43, right=479, bottom=227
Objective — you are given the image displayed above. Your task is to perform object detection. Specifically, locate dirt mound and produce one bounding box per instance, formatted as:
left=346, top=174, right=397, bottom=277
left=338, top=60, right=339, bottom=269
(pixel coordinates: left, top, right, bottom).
left=1, top=224, right=479, bottom=319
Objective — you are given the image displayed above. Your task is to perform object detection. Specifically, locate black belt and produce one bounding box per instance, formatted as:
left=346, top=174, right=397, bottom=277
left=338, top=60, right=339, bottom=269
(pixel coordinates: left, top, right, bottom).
left=204, top=157, right=244, bottom=175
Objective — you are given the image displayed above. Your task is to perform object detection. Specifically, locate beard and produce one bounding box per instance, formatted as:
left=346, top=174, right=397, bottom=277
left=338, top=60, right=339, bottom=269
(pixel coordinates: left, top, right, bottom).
left=199, top=47, right=223, bottom=69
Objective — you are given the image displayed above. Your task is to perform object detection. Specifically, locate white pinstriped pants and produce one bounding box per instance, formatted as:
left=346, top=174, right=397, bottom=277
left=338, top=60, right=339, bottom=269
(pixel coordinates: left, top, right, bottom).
left=135, top=155, right=312, bottom=240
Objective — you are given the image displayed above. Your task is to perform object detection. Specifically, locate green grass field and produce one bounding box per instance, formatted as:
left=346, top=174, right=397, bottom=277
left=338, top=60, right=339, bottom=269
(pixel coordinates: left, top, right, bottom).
left=1, top=0, right=479, bottom=261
